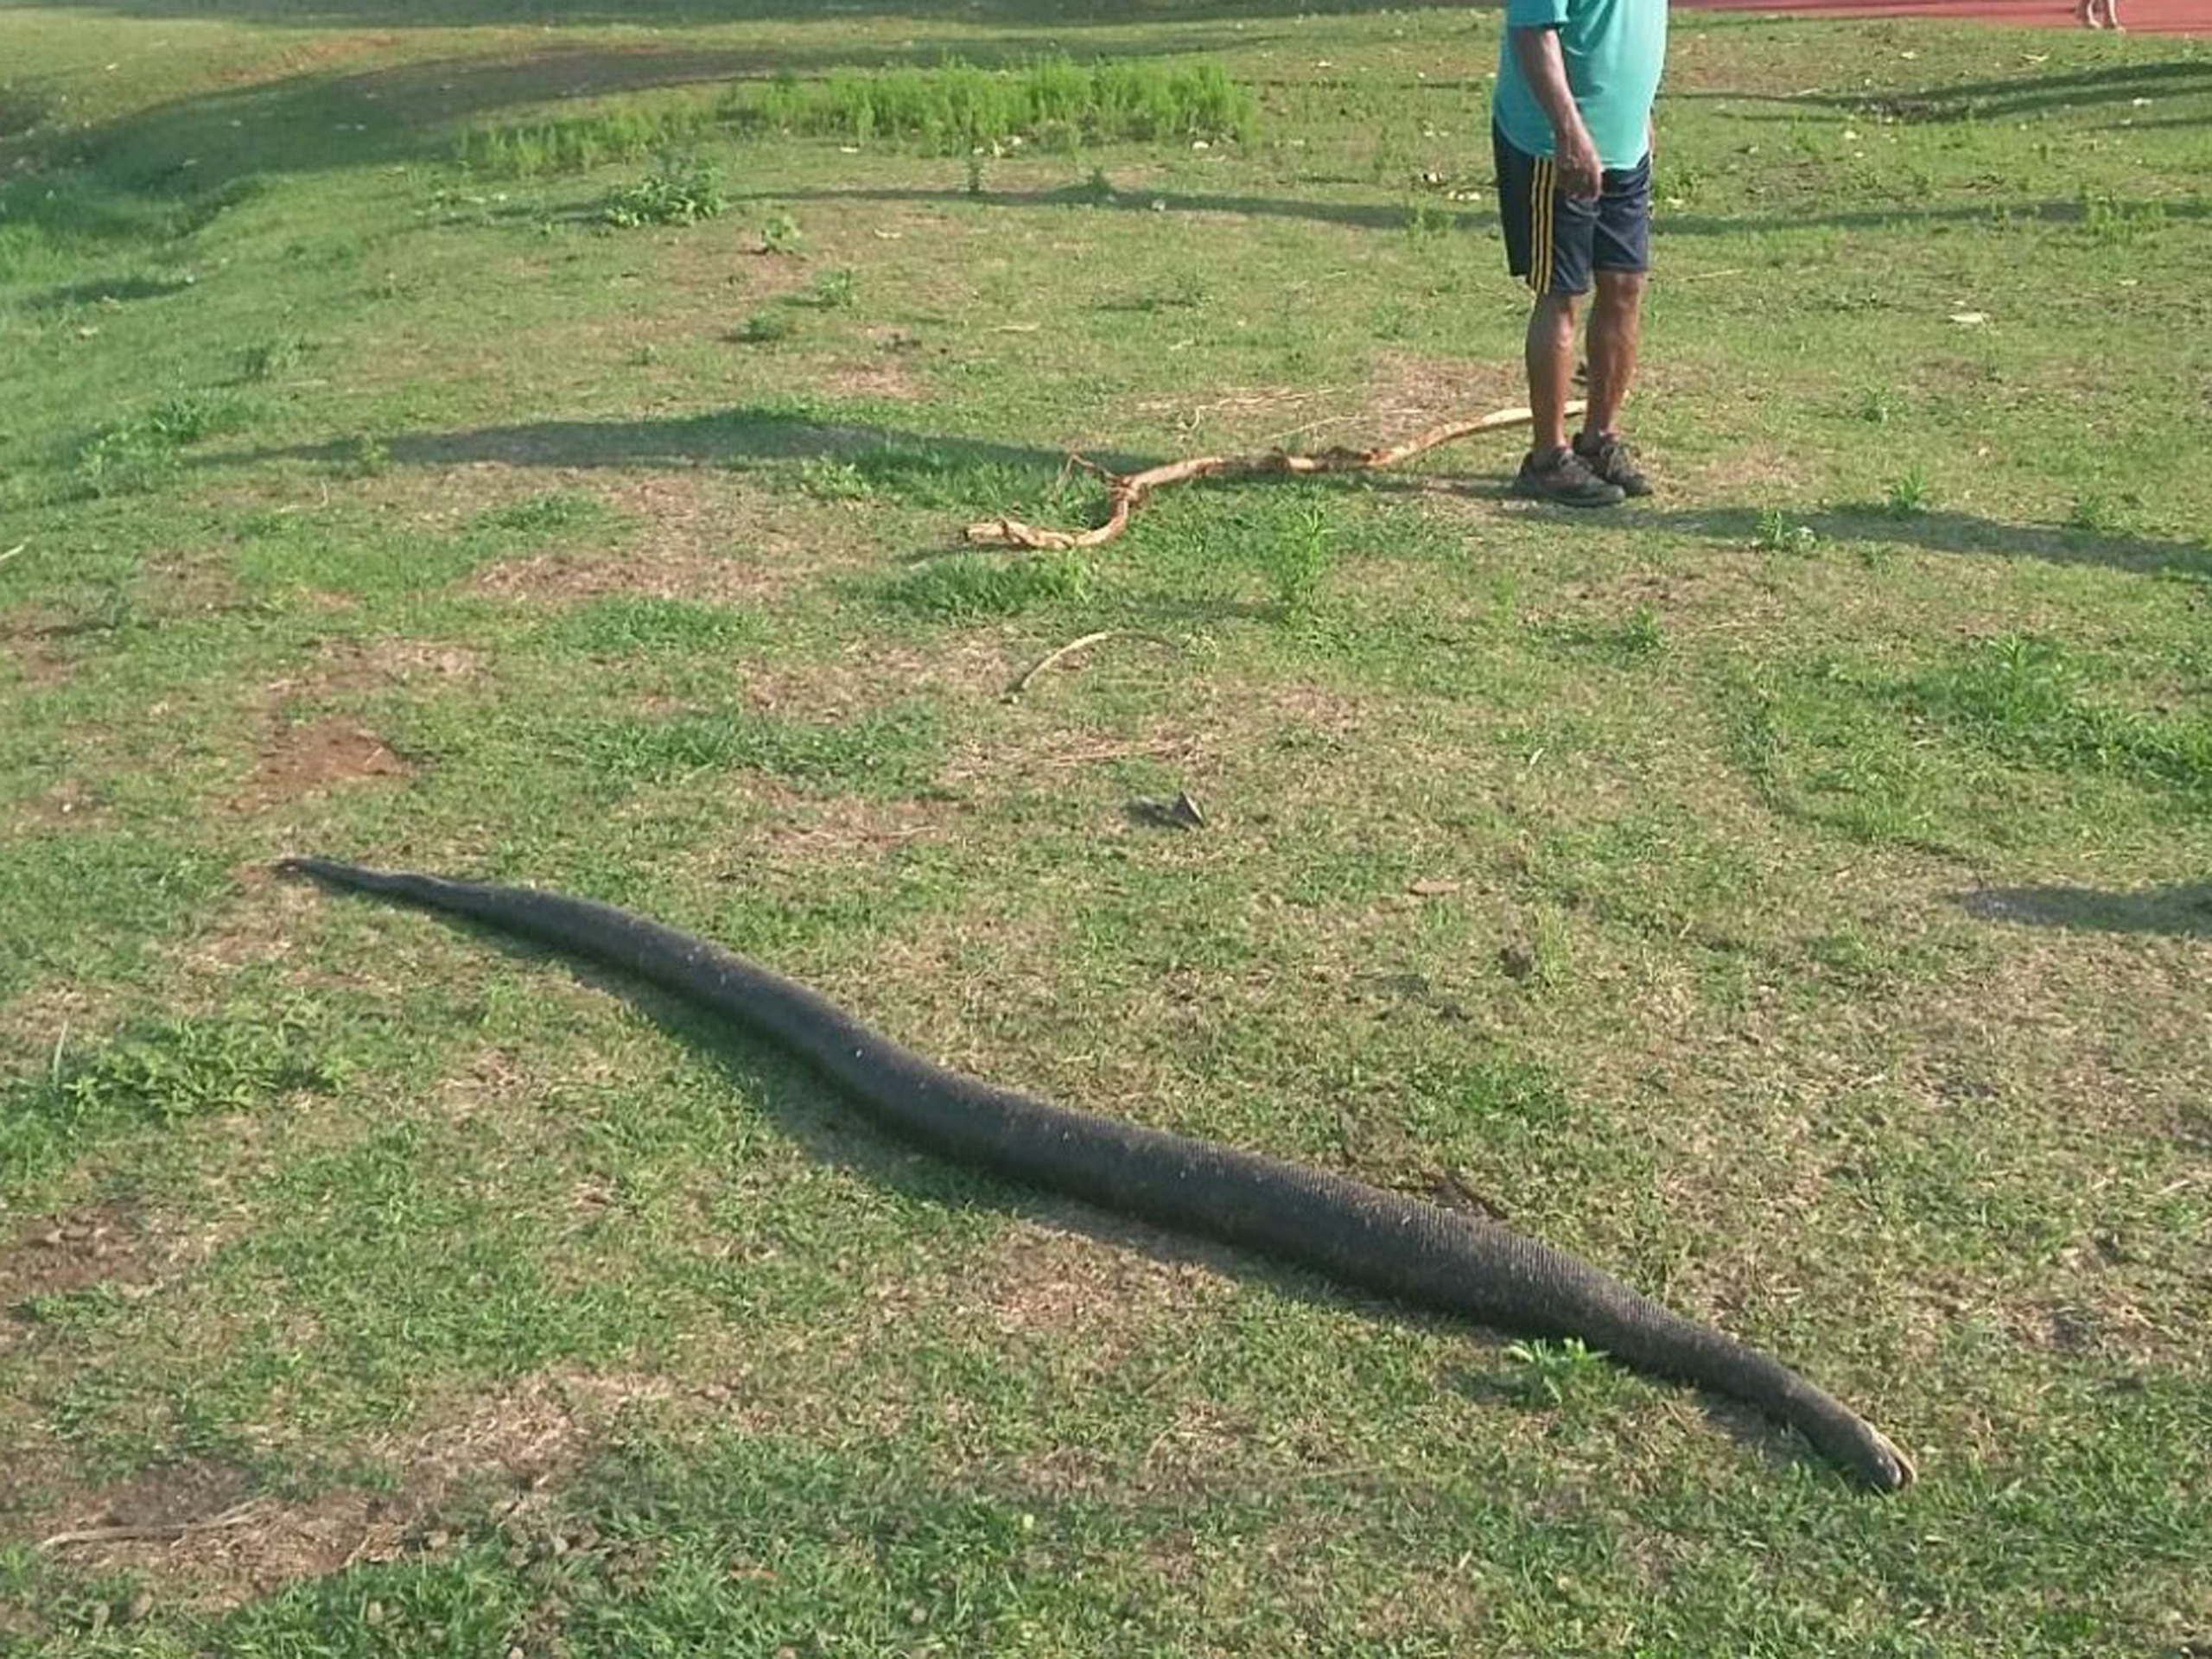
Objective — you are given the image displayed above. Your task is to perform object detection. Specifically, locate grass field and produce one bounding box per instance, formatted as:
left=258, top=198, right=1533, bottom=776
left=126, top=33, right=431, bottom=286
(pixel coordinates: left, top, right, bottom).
left=3, top=2, right=2209, bottom=1651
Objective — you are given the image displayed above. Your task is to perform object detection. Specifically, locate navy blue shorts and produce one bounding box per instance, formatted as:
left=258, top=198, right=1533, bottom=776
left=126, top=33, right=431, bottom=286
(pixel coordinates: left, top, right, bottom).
left=1492, top=124, right=1651, bottom=298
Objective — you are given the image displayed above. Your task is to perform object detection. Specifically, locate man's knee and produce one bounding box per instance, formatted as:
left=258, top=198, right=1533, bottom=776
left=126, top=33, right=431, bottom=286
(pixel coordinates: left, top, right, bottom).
left=1593, top=270, right=1646, bottom=311
left=1531, top=292, right=1582, bottom=339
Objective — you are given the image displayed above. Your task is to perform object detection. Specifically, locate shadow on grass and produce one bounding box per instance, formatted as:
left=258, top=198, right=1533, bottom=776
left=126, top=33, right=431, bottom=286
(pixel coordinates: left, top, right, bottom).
left=1677, top=58, right=2212, bottom=121
left=1659, top=503, right=2211, bottom=580
left=235, top=404, right=1155, bottom=480
left=30, top=271, right=199, bottom=309
left=298, top=873, right=1853, bottom=1488
left=746, top=181, right=2212, bottom=242
left=1450, top=498, right=2212, bottom=580
left=237, top=405, right=2212, bottom=584
left=1219, top=469, right=2211, bottom=581
left=1956, top=881, right=2212, bottom=938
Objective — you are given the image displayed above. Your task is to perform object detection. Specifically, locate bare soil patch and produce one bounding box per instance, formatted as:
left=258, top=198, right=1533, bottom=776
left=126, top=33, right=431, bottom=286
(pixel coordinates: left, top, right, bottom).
left=814, top=350, right=925, bottom=404
left=257, top=635, right=488, bottom=708
left=0, top=1201, right=160, bottom=1312
left=474, top=474, right=830, bottom=606
left=742, top=632, right=1010, bottom=721
left=2, top=624, right=74, bottom=688
left=1362, top=352, right=1526, bottom=433
left=739, top=779, right=963, bottom=869
left=138, top=550, right=255, bottom=623
left=7, top=779, right=104, bottom=834
left=959, top=1217, right=1235, bottom=1351
left=246, top=718, right=411, bottom=805
left=16, top=1370, right=679, bottom=1612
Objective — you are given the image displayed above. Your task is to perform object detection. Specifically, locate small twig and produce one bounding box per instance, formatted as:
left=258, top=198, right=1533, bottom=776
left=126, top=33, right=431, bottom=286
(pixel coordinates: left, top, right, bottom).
left=1063, top=452, right=1120, bottom=484
left=39, top=1500, right=269, bottom=1551
left=1005, top=630, right=1179, bottom=700
left=0, top=542, right=26, bottom=563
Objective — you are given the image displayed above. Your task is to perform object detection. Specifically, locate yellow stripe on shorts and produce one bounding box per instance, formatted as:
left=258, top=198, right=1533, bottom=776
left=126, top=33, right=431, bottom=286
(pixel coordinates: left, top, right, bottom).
left=1532, top=157, right=1555, bottom=294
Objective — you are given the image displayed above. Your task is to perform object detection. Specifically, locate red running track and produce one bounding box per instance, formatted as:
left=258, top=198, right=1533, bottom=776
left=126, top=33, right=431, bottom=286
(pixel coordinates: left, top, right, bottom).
left=1671, top=0, right=2211, bottom=36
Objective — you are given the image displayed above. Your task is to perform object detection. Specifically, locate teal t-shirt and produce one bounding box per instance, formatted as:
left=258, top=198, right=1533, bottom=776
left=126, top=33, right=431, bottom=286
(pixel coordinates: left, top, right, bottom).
left=1493, top=0, right=1667, bottom=173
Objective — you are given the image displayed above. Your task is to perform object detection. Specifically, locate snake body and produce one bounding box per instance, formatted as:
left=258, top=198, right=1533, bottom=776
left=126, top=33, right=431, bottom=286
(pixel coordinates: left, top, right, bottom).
left=279, top=856, right=1913, bottom=1491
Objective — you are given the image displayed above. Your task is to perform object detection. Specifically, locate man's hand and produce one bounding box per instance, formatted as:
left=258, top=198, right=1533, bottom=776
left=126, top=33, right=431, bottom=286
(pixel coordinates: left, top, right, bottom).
left=1510, top=26, right=1602, bottom=200
left=1554, top=121, right=1602, bottom=200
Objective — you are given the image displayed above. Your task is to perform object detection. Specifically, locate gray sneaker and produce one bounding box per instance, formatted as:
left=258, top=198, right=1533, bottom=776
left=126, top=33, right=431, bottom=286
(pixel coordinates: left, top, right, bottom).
left=1573, top=432, right=1653, bottom=498
left=1510, top=446, right=1625, bottom=508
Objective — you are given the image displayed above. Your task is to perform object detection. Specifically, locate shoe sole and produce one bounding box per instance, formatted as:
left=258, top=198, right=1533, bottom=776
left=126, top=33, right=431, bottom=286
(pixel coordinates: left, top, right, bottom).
left=1511, top=481, right=1626, bottom=508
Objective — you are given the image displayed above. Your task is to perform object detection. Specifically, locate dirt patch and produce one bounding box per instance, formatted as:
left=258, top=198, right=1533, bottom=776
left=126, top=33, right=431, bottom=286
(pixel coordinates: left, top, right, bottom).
left=7, top=779, right=104, bottom=834
left=943, top=677, right=1368, bottom=796
left=0, top=556, right=251, bottom=691
left=942, top=717, right=1201, bottom=791
left=139, top=551, right=252, bottom=623
left=246, top=718, right=410, bottom=805
left=1132, top=381, right=1344, bottom=447
left=742, top=779, right=962, bottom=869
left=3, top=626, right=74, bottom=688
left=474, top=474, right=828, bottom=607
left=257, top=636, right=488, bottom=709
left=0, top=1202, right=159, bottom=1313
left=815, top=351, right=925, bottom=404
left=741, top=633, right=1009, bottom=722
left=350, top=637, right=487, bottom=681
left=1363, top=352, right=1527, bottom=432
left=18, top=1370, right=678, bottom=1612
left=959, top=1218, right=1234, bottom=1350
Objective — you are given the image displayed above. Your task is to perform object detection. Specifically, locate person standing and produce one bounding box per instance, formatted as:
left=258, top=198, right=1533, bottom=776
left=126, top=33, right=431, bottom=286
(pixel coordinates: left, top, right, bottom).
left=1491, top=0, right=1668, bottom=507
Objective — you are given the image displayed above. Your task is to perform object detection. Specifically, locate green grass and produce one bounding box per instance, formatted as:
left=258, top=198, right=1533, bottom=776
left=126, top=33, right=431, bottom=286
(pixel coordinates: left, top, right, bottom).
left=1, top=1005, right=344, bottom=1196
left=602, top=155, right=729, bottom=228
left=456, top=103, right=721, bottom=181
left=880, top=550, right=1090, bottom=619
left=2, top=4, right=2210, bottom=1653
left=741, top=55, right=1260, bottom=153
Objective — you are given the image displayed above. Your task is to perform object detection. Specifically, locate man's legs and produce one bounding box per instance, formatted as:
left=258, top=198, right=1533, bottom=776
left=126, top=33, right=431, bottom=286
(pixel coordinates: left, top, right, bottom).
left=1494, top=127, right=1621, bottom=505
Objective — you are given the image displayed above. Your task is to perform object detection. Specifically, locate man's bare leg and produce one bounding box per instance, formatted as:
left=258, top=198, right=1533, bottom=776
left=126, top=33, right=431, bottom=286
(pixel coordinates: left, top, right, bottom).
left=1580, top=270, right=1645, bottom=442
left=1527, top=291, right=1581, bottom=454
left=1572, top=269, right=1652, bottom=495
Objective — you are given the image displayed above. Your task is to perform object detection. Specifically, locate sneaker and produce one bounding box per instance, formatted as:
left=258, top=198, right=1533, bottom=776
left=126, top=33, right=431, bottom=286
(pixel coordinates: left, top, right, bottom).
left=1573, top=431, right=1653, bottom=498
left=1510, top=446, right=1625, bottom=508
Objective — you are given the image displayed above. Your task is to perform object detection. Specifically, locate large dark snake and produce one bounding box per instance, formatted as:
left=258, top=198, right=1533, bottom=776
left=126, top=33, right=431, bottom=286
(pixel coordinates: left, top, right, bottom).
left=278, top=857, right=1914, bottom=1491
